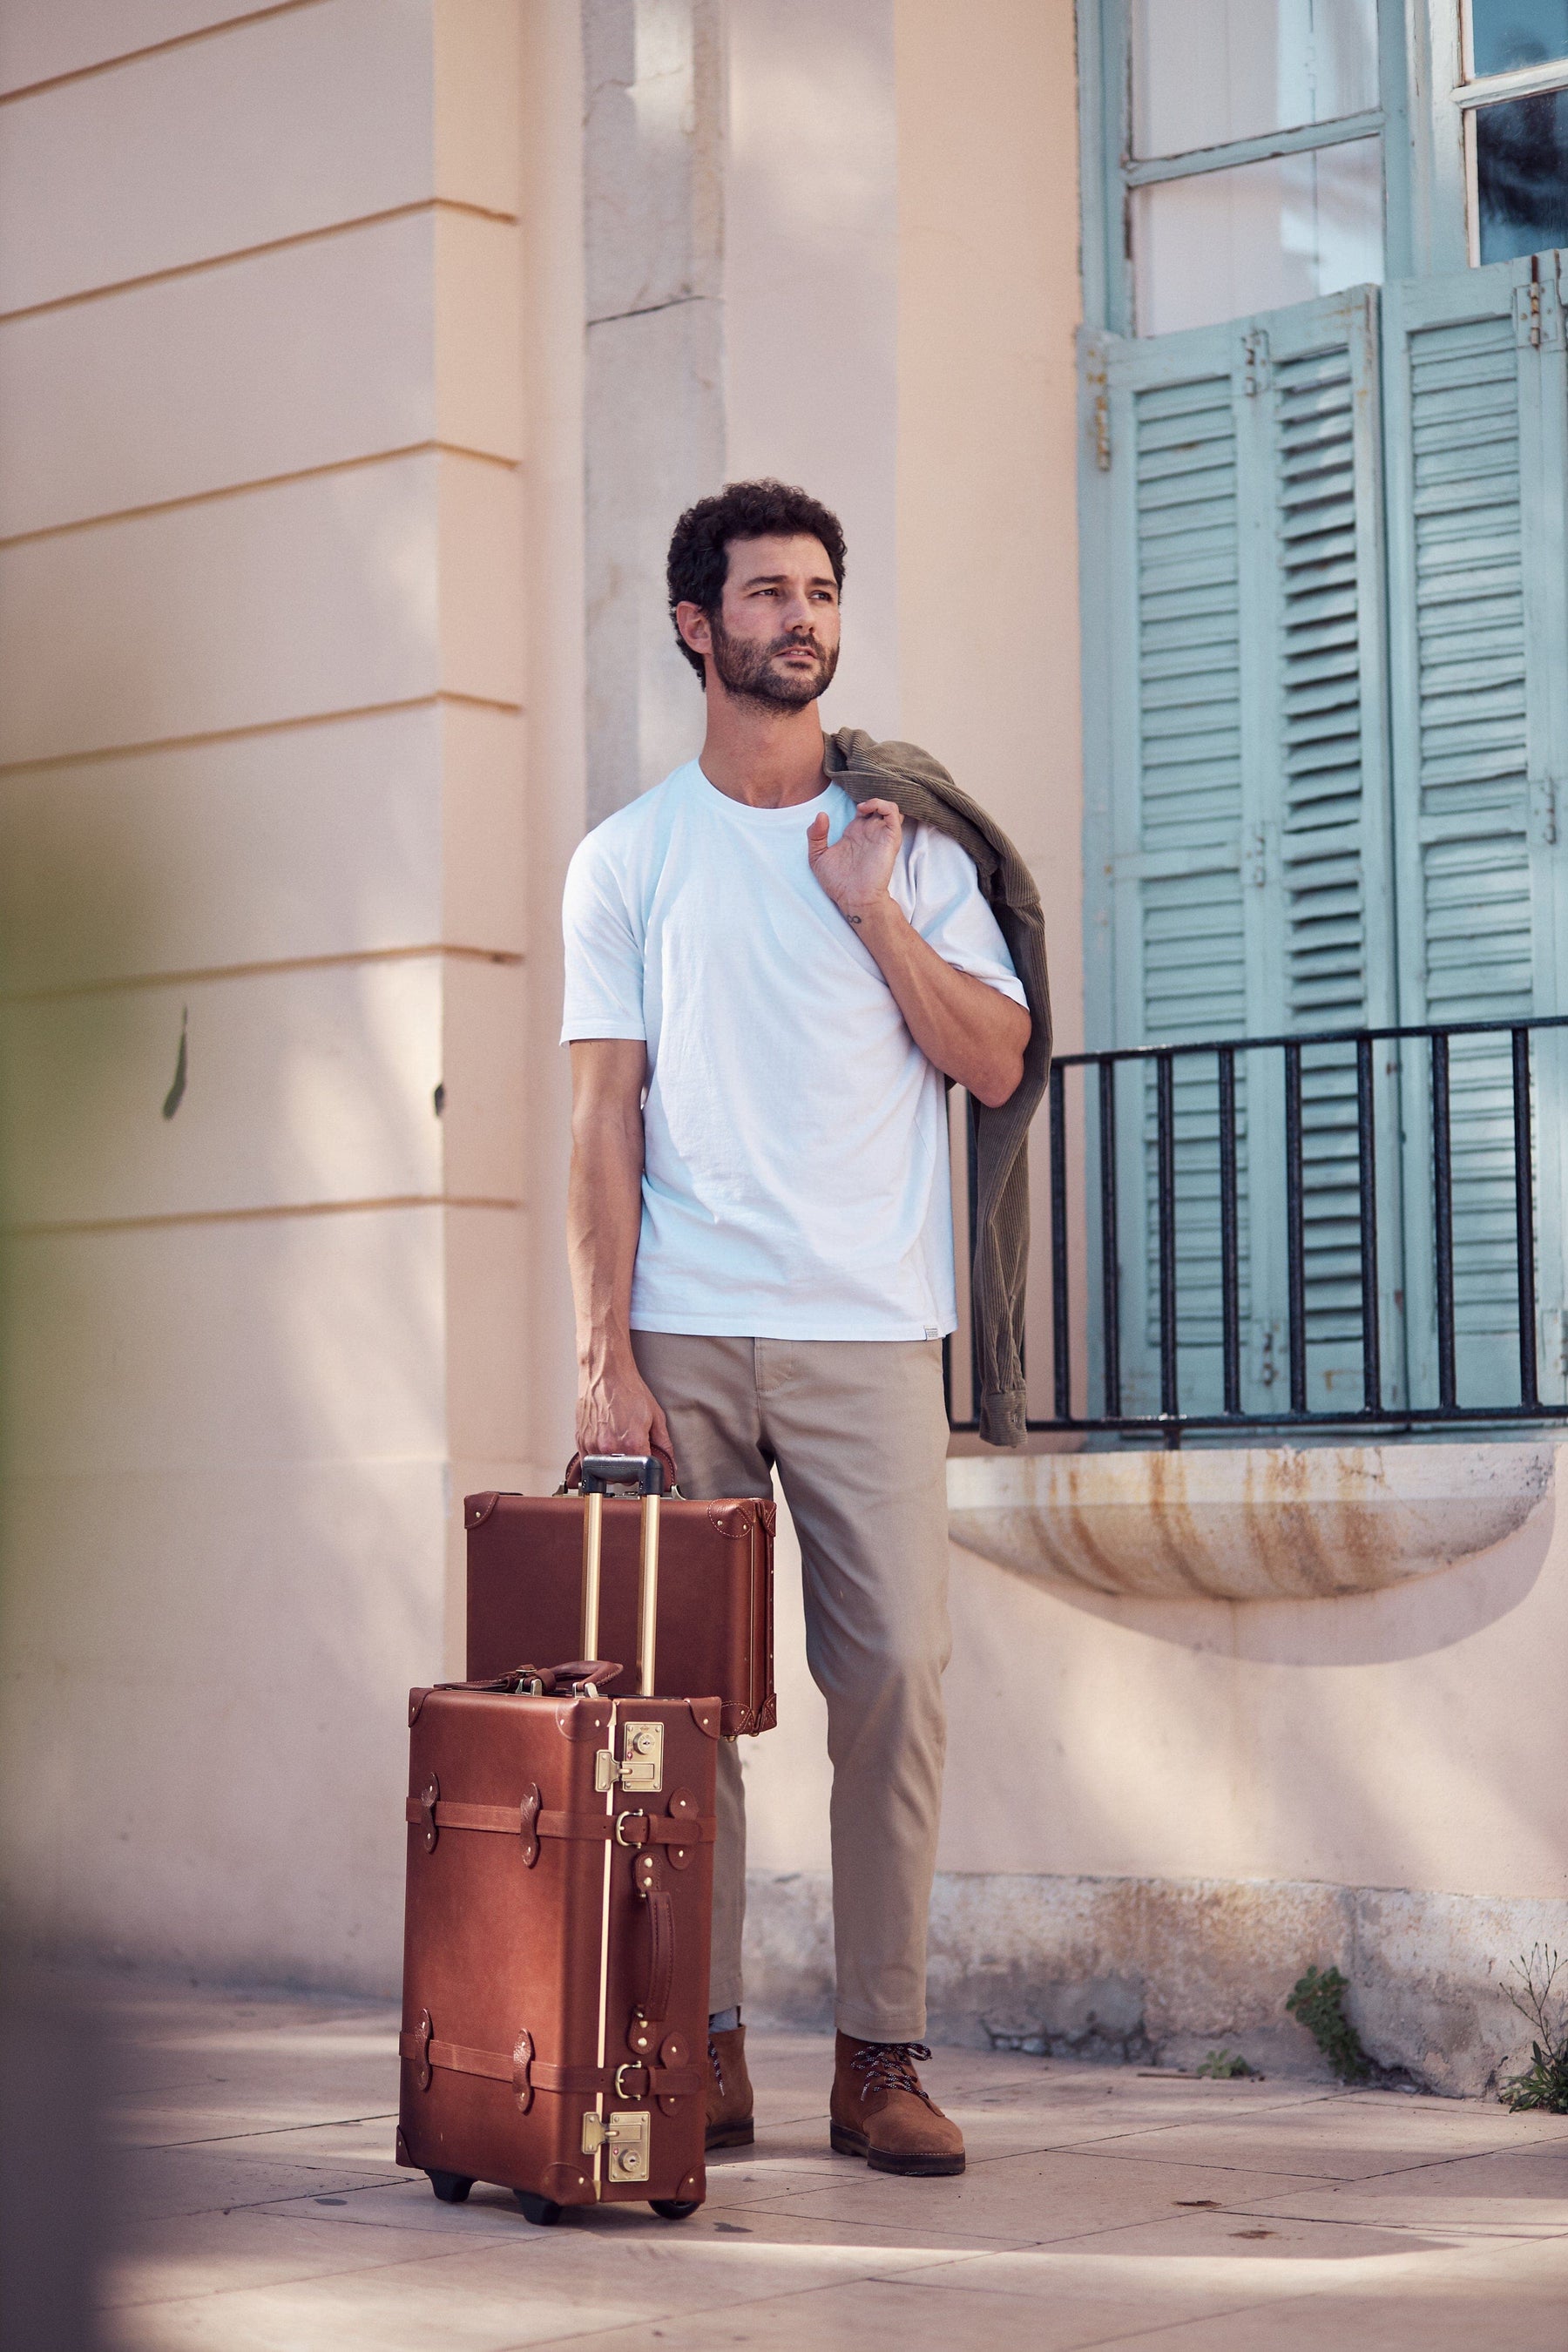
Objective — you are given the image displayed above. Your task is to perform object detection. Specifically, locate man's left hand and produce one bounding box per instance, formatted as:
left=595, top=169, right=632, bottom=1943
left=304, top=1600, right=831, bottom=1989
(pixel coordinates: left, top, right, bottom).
left=805, top=794, right=1029, bottom=1106
left=807, top=797, right=902, bottom=924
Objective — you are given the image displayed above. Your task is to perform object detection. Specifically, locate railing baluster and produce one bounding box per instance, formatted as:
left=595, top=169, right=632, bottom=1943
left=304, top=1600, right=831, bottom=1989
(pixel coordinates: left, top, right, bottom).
left=1155, top=1051, right=1179, bottom=1431
left=1284, top=1040, right=1308, bottom=1415
left=1098, top=1059, right=1121, bottom=1417
left=1512, top=1026, right=1539, bottom=1409
left=1355, top=1034, right=1382, bottom=1414
left=1432, top=1032, right=1456, bottom=1410
left=1218, top=1044, right=1241, bottom=1415
left=1050, top=1064, right=1071, bottom=1420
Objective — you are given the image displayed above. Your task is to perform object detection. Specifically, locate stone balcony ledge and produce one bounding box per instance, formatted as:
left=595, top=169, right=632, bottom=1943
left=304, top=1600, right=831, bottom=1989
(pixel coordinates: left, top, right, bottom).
left=946, top=1440, right=1558, bottom=1600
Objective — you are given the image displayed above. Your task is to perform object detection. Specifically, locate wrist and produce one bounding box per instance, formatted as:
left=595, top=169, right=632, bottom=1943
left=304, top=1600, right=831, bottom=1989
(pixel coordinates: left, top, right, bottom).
left=578, top=1327, right=637, bottom=1382
left=841, top=892, right=902, bottom=941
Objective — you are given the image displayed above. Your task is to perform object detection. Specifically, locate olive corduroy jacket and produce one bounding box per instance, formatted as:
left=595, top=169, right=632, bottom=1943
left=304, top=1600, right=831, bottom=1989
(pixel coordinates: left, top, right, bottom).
left=824, top=727, right=1052, bottom=1449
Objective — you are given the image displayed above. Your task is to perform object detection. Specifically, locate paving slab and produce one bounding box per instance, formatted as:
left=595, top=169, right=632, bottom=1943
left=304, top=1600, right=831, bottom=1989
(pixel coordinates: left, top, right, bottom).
left=101, top=2207, right=463, bottom=2310
left=499, top=2269, right=1278, bottom=2352
left=740, top=2140, right=1342, bottom=2242
left=114, top=2141, right=404, bottom=2226
left=1249, top=2139, right=1568, bottom=2238
left=1075, top=2229, right=1568, bottom=2352
left=1080, top=2089, right=1568, bottom=2182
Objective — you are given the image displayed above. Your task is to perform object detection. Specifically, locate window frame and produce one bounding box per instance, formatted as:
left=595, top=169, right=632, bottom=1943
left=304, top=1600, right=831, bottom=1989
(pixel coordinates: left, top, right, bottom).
left=1454, top=2, right=1568, bottom=263
left=1078, top=0, right=1425, bottom=336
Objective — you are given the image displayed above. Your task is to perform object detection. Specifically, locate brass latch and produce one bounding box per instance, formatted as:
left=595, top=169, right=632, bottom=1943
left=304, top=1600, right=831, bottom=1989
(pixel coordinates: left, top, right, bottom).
left=592, top=1720, right=664, bottom=1794
left=581, top=2106, right=651, bottom=2181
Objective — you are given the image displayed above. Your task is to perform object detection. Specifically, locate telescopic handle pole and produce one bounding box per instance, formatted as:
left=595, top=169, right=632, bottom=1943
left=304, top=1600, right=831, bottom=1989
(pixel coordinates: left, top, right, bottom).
left=577, top=1455, right=666, bottom=1696
left=579, top=1491, right=604, bottom=1661
left=636, top=1493, right=660, bottom=1697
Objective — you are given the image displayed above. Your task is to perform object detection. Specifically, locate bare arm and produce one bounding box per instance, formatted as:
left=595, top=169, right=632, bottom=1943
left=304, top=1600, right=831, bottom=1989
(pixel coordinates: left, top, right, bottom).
left=807, top=800, right=1031, bottom=1107
left=567, top=1038, right=672, bottom=1463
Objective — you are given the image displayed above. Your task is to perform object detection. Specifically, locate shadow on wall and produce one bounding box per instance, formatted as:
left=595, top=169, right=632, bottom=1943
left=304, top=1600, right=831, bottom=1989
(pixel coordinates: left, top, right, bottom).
left=0, top=739, right=447, bottom=1989
left=0, top=836, right=152, bottom=2347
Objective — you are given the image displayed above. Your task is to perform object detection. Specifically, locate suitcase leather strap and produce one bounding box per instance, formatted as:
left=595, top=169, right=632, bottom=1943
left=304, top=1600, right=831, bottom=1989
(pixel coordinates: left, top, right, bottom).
left=614, top=1807, right=715, bottom=1854
left=406, top=1778, right=715, bottom=1868
left=399, top=2013, right=701, bottom=2110
left=404, top=1793, right=612, bottom=1844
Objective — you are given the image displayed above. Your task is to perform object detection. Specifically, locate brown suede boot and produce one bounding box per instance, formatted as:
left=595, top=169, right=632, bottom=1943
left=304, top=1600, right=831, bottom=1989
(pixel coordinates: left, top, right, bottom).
left=706, top=2024, right=754, bottom=2150
left=829, top=2035, right=965, bottom=2176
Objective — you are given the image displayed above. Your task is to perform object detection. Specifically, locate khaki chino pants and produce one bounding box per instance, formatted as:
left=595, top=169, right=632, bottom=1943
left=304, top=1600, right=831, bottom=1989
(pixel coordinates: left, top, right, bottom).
left=630, top=1332, right=952, bottom=2043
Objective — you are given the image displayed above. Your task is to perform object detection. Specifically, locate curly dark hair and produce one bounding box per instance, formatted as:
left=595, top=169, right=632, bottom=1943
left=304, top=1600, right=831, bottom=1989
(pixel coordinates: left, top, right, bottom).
left=666, top=479, right=847, bottom=681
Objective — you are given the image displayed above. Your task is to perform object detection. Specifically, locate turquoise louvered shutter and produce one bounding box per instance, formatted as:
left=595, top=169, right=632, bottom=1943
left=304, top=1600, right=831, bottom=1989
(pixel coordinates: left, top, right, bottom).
left=1382, top=253, right=1568, bottom=1408
left=1081, top=287, right=1396, bottom=1416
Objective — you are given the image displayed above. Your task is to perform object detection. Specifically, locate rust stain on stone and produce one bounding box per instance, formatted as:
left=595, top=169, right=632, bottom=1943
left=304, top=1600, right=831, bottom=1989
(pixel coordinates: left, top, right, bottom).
left=949, top=1443, right=1554, bottom=1602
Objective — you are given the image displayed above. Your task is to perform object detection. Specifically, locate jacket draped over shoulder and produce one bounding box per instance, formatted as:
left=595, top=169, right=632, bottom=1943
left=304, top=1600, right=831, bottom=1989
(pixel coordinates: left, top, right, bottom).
left=824, top=727, right=1052, bottom=1449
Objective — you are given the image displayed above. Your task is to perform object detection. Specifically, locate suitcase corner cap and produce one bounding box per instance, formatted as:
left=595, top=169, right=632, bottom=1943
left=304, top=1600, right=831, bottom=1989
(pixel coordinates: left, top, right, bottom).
left=687, top=1698, right=722, bottom=1740
left=464, top=1490, right=501, bottom=1528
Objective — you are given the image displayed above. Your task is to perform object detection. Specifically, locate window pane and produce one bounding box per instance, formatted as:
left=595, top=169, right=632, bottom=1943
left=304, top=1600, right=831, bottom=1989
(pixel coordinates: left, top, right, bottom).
left=1133, top=139, right=1383, bottom=336
left=1476, top=86, right=1568, bottom=257
left=1470, top=0, right=1568, bottom=78
left=1132, top=0, right=1379, bottom=159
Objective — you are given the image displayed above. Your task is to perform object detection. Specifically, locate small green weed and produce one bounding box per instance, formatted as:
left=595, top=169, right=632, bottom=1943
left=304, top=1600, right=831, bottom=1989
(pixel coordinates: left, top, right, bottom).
left=1196, top=2049, right=1255, bottom=2079
left=1286, top=1964, right=1372, bottom=2084
left=1499, top=1947, right=1568, bottom=2114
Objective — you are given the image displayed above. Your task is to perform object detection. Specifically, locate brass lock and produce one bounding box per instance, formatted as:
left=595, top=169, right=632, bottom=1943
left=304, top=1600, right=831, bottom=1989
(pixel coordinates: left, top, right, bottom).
left=593, top=1719, right=665, bottom=1794
left=581, top=2106, right=651, bottom=2181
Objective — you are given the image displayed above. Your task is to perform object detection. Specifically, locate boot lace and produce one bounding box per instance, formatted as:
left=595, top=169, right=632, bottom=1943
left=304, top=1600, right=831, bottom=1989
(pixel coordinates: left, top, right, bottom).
left=708, top=2037, right=726, bottom=2094
left=850, top=2040, right=932, bottom=2098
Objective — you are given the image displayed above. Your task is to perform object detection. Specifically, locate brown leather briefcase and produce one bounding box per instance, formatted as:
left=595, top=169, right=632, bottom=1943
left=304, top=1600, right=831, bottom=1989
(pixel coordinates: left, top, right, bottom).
left=466, top=1455, right=775, bottom=1738
left=397, top=1455, right=718, bottom=2224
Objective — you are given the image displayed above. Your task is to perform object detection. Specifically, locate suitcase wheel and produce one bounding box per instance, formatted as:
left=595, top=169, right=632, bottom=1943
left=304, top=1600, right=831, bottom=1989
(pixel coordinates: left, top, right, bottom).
left=649, top=2199, right=700, bottom=2220
left=427, top=2170, right=473, bottom=2205
left=513, top=2189, right=563, bottom=2227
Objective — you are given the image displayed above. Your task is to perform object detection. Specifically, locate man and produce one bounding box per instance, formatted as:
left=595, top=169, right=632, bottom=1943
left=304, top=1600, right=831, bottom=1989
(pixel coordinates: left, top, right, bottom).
left=562, top=479, right=1035, bottom=2178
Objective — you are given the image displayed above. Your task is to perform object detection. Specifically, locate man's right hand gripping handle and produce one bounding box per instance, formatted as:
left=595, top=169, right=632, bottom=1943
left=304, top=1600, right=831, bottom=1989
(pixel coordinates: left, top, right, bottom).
left=574, top=1351, right=674, bottom=1469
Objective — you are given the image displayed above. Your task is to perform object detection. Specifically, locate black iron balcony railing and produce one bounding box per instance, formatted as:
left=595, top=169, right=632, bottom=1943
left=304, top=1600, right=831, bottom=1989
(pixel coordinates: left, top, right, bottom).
left=945, top=1013, right=1568, bottom=1445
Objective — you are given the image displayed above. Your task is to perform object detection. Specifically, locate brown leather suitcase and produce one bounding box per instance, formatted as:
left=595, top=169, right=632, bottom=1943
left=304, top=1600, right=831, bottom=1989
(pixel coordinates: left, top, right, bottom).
left=397, top=1455, right=718, bottom=2225
left=465, top=1456, right=775, bottom=1738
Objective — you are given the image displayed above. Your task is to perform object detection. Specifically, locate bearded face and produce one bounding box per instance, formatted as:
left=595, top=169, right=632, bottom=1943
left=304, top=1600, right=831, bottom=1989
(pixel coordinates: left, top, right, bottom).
left=706, top=610, right=840, bottom=710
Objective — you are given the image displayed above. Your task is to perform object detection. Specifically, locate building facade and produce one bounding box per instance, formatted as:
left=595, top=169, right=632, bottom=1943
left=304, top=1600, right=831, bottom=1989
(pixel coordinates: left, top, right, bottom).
left=1, top=0, right=1564, bottom=2092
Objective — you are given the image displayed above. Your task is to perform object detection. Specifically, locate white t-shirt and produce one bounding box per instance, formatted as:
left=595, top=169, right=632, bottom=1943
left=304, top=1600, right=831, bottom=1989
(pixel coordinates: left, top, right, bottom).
left=559, top=758, right=1025, bottom=1341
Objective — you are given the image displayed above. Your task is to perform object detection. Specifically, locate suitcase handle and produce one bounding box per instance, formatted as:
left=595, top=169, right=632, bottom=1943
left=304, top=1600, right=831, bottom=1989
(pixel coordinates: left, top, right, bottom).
left=577, top=1463, right=665, bottom=1699
left=579, top=1453, right=666, bottom=1497
left=563, top=1450, right=676, bottom=1497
